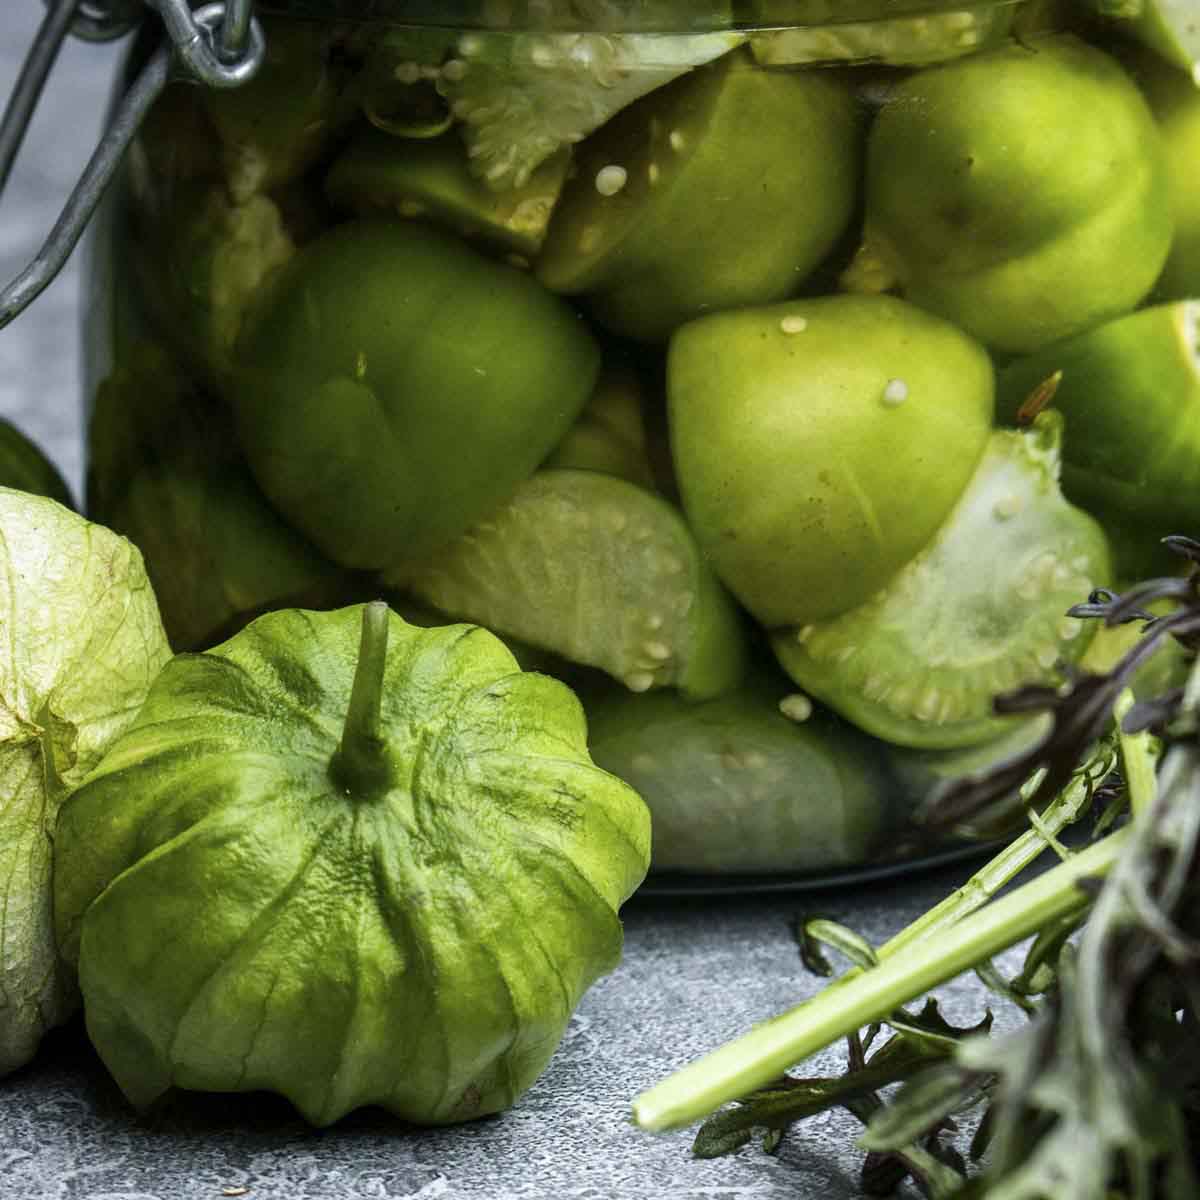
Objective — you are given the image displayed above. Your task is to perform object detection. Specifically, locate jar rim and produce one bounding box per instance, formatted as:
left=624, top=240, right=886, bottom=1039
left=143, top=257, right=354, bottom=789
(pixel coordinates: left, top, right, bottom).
left=254, top=0, right=1022, bottom=33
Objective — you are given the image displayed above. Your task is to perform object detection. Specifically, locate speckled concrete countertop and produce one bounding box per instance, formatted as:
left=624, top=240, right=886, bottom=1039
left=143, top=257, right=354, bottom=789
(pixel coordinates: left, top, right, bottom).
left=0, top=9, right=1026, bottom=1198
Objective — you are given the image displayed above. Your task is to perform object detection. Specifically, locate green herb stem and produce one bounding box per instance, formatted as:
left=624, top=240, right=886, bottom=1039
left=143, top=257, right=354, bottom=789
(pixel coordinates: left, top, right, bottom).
left=875, top=769, right=1096, bottom=969
left=847, top=698, right=1138, bottom=976
left=330, top=600, right=393, bottom=799
left=804, top=738, right=1113, bottom=996
left=1115, top=691, right=1159, bottom=818
left=632, top=827, right=1127, bottom=1133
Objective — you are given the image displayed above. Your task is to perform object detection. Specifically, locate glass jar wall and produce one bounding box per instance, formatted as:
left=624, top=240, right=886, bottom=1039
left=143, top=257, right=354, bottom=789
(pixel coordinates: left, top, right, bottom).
left=83, top=0, right=1200, bottom=880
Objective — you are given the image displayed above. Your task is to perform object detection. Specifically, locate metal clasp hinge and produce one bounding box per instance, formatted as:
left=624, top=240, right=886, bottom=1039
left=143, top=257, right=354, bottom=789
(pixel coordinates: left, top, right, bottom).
left=0, top=0, right=266, bottom=332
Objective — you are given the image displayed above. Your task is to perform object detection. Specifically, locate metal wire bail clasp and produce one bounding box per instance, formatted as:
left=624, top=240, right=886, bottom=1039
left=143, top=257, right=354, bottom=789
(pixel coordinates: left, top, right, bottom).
left=0, top=0, right=266, bottom=332
left=156, top=0, right=263, bottom=88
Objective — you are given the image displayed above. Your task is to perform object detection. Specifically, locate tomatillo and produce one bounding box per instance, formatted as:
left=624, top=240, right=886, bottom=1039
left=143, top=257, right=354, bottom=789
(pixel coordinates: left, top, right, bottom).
left=54, top=603, right=650, bottom=1126
left=851, top=35, right=1173, bottom=354
left=668, top=293, right=994, bottom=628
left=772, top=415, right=1110, bottom=750
left=996, top=300, right=1200, bottom=566
left=537, top=48, right=861, bottom=342
left=231, top=220, right=600, bottom=570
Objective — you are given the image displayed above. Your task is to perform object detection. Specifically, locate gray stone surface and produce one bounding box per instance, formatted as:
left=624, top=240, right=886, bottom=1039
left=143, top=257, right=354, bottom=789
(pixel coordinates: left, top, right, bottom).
left=0, top=3, right=112, bottom=502
left=0, top=9, right=1029, bottom=1199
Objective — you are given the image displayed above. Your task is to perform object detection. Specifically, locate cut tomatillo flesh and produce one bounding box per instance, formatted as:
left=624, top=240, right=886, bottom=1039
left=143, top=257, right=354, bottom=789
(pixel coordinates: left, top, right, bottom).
left=54, top=603, right=650, bottom=1126
left=996, top=301, right=1200, bottom=554
left=738, top=0, right=1026, bottom=19
left=536, top=48, right=861, bottom=341
left=582, top=671, right=893, bottom=874
left=324, top=128, right=570, bottom=258
left=668, top=293, right=994, bottom=628
left=772, top=415, right=1111, bottom=750
left=384, top=469, right=746, bottom=699
left=849, top=34, right=1173, bottom=354
left=748, top=3, right=1015, bottom=67
left=231, top=220, right=599, bottom=570
left=360, top=16, right=744, bottom=192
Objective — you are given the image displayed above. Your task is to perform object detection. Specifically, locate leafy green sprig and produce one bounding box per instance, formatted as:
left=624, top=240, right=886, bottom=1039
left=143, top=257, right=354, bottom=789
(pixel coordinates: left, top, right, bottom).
left=634, top=537, right=1200, bottom=1198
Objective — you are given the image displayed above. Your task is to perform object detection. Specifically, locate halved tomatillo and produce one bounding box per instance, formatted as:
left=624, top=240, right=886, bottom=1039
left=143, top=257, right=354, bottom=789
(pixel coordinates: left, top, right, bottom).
left=583, top=669, right=893, bottom=874
left=386, top=468, right=746, bottom=700
left=772, top=415, right=1111, bottom=750
left=537, top=48, right=861, bottom=341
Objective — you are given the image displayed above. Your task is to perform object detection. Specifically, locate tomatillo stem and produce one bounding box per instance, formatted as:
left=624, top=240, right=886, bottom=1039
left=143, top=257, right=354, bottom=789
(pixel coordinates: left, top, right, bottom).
left=331, top=600, right=393, bottom=798
left=631, top=829, right=1127, bottom=1133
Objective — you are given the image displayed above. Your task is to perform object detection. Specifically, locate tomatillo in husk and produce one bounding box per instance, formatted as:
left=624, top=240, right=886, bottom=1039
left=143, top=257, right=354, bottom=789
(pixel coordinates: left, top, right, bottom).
left=54, top=603, right=650, bottom=1126
left=0, top=491, right=170, bottom=1075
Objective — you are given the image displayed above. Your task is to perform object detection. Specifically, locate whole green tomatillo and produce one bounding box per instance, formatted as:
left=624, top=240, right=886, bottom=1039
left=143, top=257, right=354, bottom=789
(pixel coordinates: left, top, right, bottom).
left=668, top=292, right=994, bottom=628
left=231, top=220, right=600, bottom=570
left=848, top=34, right=1173, bottom=354
left=54, top=603, right=650, bottom=1126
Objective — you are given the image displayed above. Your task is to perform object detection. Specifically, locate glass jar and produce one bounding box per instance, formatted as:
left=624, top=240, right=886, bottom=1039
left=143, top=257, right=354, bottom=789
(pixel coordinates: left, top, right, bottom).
left=82, top=0, right=1199, bottom=883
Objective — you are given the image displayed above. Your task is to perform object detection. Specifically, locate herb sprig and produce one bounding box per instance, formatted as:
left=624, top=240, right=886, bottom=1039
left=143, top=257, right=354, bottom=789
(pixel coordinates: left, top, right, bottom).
left=633, top=537, right=1200, bottom=1199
